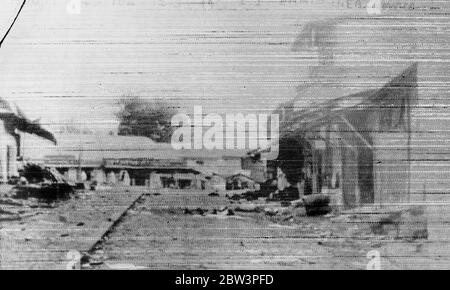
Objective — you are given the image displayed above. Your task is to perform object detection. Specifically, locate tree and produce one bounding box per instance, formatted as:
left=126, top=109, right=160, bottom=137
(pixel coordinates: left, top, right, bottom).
left=116, top=97, right=178, bottom=143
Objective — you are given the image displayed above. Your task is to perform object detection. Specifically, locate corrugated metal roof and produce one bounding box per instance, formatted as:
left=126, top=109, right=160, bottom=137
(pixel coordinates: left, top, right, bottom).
left=23, top=133, right=247, bottom=166
left=279, top=63, right=418, bottom=137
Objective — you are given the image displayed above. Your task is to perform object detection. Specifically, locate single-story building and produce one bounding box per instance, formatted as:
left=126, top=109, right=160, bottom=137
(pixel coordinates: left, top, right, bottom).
left=21, top=133, right=247, bottom=190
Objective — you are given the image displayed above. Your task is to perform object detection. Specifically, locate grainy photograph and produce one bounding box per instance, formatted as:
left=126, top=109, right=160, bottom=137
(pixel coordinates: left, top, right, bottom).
left=0, top=0, right=449, bottom=273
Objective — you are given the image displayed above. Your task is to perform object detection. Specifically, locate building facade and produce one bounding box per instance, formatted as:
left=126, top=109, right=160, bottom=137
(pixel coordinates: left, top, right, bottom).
left=272, top=64, right=417, bottom=208
left=22, top=133, right=246, bottom=190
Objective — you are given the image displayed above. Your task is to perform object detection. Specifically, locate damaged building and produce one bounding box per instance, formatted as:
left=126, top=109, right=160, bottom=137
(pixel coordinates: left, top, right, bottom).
left=274, top=64, right=418, bottom=208
left=21, top=133, right=247, bottom=190
left=252, top=14, right=450, bottom=209
left=0, top=98, right=56, bottom=183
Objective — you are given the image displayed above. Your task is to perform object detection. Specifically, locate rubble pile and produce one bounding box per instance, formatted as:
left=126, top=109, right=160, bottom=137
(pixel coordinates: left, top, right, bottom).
left=11, top=163, right=74, bottom=201
left=225, top=186, right=332, bottom=217
left=302, top=194, right=331, bottom=216
left=0, top=197, right=46, bottom=222
left=335, top=205, right=429, bottom=241
left=184, top=206, right=235, bottom=216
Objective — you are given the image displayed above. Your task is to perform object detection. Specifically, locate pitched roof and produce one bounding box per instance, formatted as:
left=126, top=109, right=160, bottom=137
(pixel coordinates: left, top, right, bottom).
left=279, top=63, right=418, bottom=137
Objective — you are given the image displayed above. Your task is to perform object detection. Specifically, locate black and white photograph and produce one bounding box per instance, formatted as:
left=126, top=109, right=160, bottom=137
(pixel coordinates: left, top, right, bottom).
left=0, top=0, right=449, bottom=273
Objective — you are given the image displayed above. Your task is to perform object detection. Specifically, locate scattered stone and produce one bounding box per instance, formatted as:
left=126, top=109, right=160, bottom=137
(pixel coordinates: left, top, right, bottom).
left=184, top=207, right=208, bottom=215
left=290, top=199, right=304, bottom=208
left=195, top=208, right=207, bottom=215
left=235, top=204, right=262, bottom=213
left=227, top=209, right=235, bottom=216
left=229, top=194, right=243, bottom=201
left=282, top=215, right=294, bottom=222
left=264, top=208, right=278, bottom=216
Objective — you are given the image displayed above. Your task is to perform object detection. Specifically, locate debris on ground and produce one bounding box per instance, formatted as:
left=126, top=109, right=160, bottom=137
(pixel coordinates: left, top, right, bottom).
left=234, top=204, right=263, bottom=213
left=334, top=205, right=429, bottom=241
left=11, top=163, right=74, bottom=201
left=302, top=194, right=331, bottom=216
left=0, top=198, right=24, bottom=206
left=264, top=207, right=279, bottom=216
left=208, top=191, right=220, bottom=197
left=0, top=195, right=47, bottom=222
left=226, top=190, right=263, bottom=201
left=80, top=252, right=107, bottom=268
left=266, top=187, right=300, bottom=202
left=291, top=199, right=304, bottom=208
left=217, top=208, right=234, bottom=216
left=184, top=207, right=208, bottom=216
left=225, top=174, right=258, bottom=190
left=90, top=181, right=98, bottom=191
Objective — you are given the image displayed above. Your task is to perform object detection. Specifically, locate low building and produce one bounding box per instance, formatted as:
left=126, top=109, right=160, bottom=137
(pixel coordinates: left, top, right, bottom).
left=22, top=133, right=246, bottom=190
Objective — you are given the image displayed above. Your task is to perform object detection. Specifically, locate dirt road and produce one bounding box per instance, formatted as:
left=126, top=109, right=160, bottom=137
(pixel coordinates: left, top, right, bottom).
left=0, top=188, right=144, bottom=269
left=2, top=188, right=448, bottom=269
left=90, top=191, right=404, bottom=269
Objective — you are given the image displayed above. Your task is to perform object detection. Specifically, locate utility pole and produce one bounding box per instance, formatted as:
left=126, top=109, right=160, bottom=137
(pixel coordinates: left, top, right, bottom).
left=0, top=0, right=27, bottom=49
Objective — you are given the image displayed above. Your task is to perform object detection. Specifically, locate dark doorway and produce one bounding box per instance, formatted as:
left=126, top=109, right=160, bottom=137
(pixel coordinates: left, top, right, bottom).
left=341, top=145, right=358, bottom=208
left=358, top=147, right=375, bottom=204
